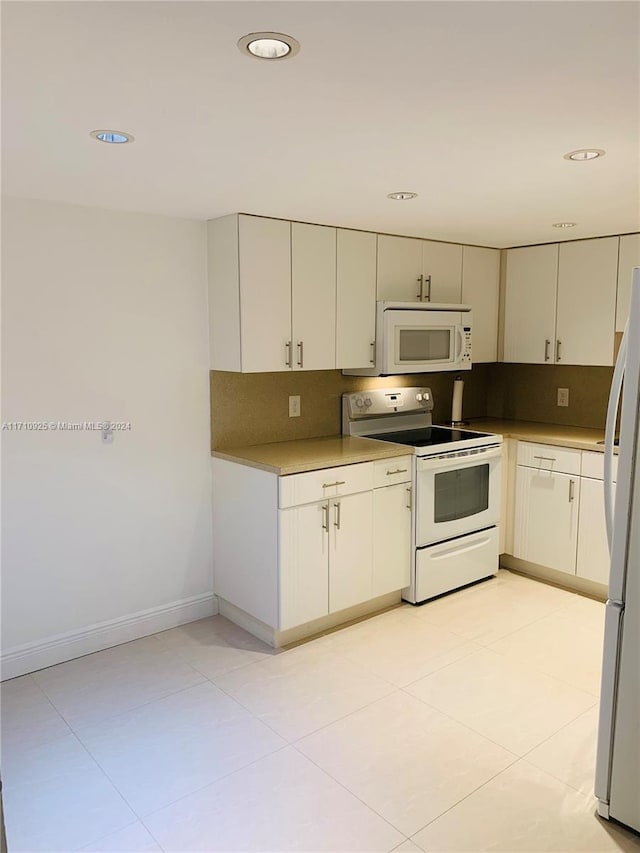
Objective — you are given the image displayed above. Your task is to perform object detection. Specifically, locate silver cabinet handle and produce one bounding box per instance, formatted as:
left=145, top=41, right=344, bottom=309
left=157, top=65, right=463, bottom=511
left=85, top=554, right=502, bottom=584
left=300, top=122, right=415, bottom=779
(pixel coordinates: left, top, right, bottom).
left=386, top=468, right=408, bottom=475
left=322, top=503, right=329, bottom=532
left=533, top=455, right=556, bottom=463
left=323, top=480, right=346, bottom=489
left=297, top=341, right=304, bottom=368
left=569, top=479, right=575, bottom=503
left=285, top=341, right=292, bottom=368
left=544, top=339, right=551, bottom=362
left=334, top=501, right=341, bottom=530
left=416, top=274, right=424, bottom=300
left=424, top=274, right=432, bottom=301
left=370, top=341, right=376, bottom=364
left=556, top=340, right=562, bottom=362
left=406, top=486, right=412, bottom=510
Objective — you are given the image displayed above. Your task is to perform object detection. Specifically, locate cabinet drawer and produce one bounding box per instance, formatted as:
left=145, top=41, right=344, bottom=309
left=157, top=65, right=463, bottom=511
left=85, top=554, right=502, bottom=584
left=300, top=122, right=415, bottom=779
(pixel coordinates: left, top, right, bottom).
left=373, top=455, right=413, bottom=487
left=516, top=442, right=581, bottom=475
left=581, top=450, right=618, bottom=482
left=279, top=462, right=374, bottom=509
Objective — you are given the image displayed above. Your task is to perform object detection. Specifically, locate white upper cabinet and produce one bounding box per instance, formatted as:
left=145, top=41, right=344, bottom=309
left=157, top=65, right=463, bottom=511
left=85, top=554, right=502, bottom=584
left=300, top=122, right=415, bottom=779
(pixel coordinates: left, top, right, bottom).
left=208, top=214, right=292, bottom=373
left=504, top=244, right=558, bottom=364
left=555, top=237, right=618, bottom=366
left=461, top=246, right=500, bottom=362
left=376, top=234, right=423, bottom=301
left=616, top=233, right=640, bottom=332
left=336, top=229, right=377, bottom=370
left=422, top=241, right=463, bottom=303
left=291, top=223, right=336, bottom=371
left=504, top=238, right=618, bottom=366
left=376, top=234, right=463, bottom=303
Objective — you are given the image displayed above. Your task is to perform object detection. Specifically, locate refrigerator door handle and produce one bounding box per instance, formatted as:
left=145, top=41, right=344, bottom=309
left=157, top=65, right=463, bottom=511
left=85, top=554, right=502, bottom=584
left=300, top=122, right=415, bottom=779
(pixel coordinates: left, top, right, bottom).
left=604, top=323, right=628, bottom=553
left=595, top=600, right=624, bottom=805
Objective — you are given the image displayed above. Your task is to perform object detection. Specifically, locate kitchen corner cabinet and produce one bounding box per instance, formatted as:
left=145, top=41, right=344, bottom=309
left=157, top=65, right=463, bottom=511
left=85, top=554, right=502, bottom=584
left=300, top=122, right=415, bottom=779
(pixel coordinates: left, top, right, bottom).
left=461, top=246, right=500, bottom=362
left=212, top=456, right=412, bottom=639
left=376, top=234, right=463, bottom=303
left=513, top=444, right=581, bottom=574
left=504, top=238, right=618, bottom=366
left=616, top=233, right=640, bottom=332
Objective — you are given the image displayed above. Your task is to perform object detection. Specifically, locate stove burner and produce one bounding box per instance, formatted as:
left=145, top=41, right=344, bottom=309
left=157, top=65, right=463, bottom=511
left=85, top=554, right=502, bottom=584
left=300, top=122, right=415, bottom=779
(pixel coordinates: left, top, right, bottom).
left=366, top=426, right=494, bottom=448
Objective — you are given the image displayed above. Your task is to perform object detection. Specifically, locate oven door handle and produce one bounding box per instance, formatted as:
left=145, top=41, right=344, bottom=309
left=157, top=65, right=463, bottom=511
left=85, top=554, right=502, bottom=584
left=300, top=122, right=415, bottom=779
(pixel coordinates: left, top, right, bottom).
left=417, top=445, right=502, bottom=471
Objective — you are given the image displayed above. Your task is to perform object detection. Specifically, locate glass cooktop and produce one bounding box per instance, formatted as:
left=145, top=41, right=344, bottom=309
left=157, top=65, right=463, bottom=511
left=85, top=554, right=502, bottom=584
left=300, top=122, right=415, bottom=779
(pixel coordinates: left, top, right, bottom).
left=366, top=426, right=493, bottom=448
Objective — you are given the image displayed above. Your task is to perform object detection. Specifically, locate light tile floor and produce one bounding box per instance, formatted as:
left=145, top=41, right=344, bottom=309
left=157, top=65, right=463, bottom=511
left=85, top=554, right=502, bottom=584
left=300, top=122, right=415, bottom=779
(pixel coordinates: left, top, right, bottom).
left=2, top=570, right=639, bottom=852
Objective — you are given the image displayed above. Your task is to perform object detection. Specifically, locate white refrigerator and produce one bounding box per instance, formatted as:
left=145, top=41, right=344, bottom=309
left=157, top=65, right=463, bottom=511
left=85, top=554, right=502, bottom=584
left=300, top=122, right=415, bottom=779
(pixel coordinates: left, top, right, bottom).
left=595, top=267, right=640, bottom=832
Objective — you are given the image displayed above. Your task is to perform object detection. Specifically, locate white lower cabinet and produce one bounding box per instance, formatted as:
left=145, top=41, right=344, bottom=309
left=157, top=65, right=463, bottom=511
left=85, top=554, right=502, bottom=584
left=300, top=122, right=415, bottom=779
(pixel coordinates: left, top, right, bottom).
left=513, top=465, right=580, bottom=575
left=279, top=501, right=330, bottom=630
left=576, top=477, right=613, bottom=586
left=329, top=491, right=374, bottom=613
left=373, top=482, right=411, bottom=597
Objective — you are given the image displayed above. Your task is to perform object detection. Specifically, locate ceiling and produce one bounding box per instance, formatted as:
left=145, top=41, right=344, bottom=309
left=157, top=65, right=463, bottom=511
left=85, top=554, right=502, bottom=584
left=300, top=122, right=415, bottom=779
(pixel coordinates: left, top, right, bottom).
left=2, top=1, right=639, bottom=248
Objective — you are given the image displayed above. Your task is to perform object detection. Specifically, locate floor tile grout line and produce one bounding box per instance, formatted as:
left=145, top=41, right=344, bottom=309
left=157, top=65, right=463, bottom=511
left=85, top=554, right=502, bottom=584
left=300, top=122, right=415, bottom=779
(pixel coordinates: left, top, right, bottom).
left=407, top=753, right=523, bottom=843
left=289, top=740, right=410, bottom=842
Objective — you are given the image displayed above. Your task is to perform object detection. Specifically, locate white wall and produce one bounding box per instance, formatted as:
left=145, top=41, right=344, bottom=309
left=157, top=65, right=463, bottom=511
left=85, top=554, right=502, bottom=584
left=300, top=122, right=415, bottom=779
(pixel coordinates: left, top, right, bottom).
left=1, top=197, right=213, bottom=678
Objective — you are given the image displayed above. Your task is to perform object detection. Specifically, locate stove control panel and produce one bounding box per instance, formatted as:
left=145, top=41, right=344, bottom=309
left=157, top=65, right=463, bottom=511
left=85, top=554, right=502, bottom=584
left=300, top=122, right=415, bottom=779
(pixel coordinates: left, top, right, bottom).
left=345, top=387, right=433, bottom=418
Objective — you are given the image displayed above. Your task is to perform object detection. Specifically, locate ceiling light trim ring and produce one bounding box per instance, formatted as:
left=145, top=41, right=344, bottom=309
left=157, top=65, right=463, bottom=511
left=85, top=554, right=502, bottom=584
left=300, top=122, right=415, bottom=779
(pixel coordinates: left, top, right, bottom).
left=563, top=149, right=605, bottom=161
left=552, top=222, right=577, bottom=228
left=238, top=32, right=300, bottom=61
left=90, top=130, right=134, bottom=144
left=387, top=191, right=418, bottom=201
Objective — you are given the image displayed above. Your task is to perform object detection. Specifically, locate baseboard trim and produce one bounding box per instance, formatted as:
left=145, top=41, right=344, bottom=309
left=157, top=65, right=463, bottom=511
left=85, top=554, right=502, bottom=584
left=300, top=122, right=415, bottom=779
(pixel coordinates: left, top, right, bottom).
left=1, top=592, right=218, bottom=681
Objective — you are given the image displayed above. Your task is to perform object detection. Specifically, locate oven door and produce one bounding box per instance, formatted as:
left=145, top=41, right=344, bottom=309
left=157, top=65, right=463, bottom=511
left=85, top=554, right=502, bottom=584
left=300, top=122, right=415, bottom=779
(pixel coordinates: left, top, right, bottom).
left=416, top=445, right=502, bottom=546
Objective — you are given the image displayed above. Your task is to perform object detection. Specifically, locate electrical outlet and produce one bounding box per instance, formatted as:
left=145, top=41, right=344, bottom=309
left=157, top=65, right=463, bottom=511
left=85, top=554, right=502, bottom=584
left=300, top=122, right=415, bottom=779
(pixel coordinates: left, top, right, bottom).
left=557, top=387, right=569, bottom=407
left=289, top=395, right=301, bottom=418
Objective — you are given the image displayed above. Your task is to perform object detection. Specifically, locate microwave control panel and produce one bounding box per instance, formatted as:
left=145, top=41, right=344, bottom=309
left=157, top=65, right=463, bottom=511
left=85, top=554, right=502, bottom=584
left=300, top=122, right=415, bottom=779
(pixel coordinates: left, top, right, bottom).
left=462, top=326, right=472, bottom=363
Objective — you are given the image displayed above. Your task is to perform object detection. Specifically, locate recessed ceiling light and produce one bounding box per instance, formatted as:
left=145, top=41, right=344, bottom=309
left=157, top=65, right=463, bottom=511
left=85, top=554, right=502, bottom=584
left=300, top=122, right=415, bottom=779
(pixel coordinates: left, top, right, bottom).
left=90, top=130, right=134, bottom=144
left=563, top=149, right=605, bottom=161
left=387, top=192, right=418, bottom=200
left=552, top=222, right=577, bottom=228
left=238, top=32, right=300, bottom=60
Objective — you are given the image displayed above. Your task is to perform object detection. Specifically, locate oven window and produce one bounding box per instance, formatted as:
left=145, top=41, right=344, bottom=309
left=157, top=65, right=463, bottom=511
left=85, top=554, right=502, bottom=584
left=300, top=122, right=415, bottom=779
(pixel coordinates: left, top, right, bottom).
left=434, top=464, right=489, bottom=522
left=398, top=328, right=451, bottom=362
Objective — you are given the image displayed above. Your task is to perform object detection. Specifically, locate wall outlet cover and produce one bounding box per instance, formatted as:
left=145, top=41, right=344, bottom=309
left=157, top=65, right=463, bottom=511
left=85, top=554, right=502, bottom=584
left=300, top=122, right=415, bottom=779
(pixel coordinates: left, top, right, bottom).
left=289, top=395, right=301, bottom=417
left=557, top=387, right=569, bottom=407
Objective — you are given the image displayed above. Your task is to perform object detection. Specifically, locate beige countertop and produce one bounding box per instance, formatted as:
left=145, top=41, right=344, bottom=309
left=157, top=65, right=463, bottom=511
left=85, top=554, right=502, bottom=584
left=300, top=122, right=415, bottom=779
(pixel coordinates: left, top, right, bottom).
left=212, top=435, right=410, bottom=476
left=466, top=418, right=608, bottom=452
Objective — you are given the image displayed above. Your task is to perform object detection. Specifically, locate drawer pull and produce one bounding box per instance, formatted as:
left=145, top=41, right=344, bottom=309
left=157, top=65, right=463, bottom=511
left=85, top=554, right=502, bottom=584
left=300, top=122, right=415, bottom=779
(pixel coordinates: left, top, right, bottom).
left=533, top=455, right=556, bottom=463
left=386, top=468, right=408, bottom=476
left=322, top=480, right=346, bottom=489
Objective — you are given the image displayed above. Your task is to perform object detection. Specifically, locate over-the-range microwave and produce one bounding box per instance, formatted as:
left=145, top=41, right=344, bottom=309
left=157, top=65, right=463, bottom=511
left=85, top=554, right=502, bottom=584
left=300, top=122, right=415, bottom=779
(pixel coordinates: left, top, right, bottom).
left=344, top=301, right=472, bottom=376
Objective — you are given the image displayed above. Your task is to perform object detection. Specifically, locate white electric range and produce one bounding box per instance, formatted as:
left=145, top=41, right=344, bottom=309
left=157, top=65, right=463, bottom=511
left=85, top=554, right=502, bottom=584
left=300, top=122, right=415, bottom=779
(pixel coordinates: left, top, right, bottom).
left=342, top=387, right=503, bottom=603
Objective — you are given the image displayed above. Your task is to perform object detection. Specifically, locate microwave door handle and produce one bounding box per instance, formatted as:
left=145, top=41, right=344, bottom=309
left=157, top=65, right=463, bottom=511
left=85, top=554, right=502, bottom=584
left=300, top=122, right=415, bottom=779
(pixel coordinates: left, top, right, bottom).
left=455, top=328, right=464, bottom=361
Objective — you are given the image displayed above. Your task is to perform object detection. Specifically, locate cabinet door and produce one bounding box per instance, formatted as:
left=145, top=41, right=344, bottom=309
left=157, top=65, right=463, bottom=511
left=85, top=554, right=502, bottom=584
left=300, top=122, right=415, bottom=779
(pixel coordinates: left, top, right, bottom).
left=376, top=234, right=423, bottom=301
left=461, top=246, right=500, bottom=362
left=336, top=229, right=377, bottom=369
left=279, top=502, right=329, bottom=630
left=504, top=244, right=558, bottom=364
left=556, top=237, right=618, bottom=366
left=616, top=233, right=640, bottom=332
left=513, top=466, right=579, bottom=574
left=577, top=477, right=613, bottom=585
left=422, top=241, right=463, bottom=303
left=238, top=215, right=292, bottom=373
left=329, top=492, right=373, bottom=613
left=291, top=223, right=337, bottom=371
left=373, top=484, right=411, bottom=597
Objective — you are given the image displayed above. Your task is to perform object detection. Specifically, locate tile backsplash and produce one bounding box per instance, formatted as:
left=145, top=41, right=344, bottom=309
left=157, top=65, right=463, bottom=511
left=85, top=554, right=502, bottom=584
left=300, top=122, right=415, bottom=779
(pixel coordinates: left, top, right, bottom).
left=211, top=366, right=491, bottom=449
